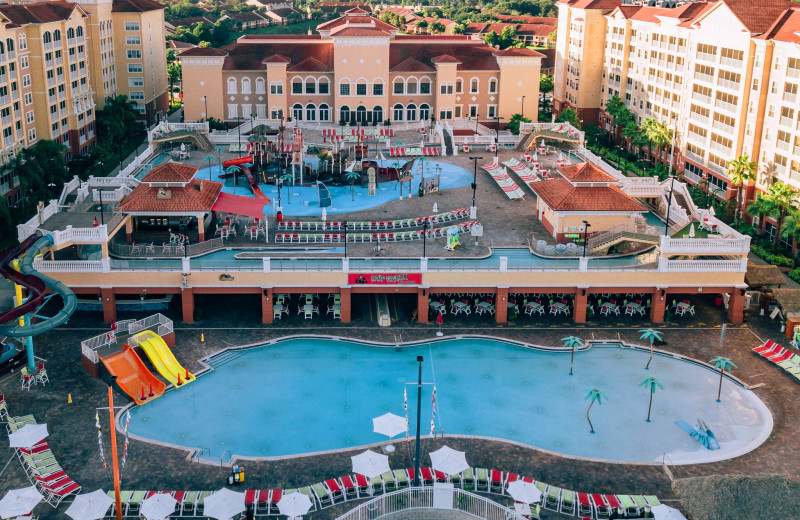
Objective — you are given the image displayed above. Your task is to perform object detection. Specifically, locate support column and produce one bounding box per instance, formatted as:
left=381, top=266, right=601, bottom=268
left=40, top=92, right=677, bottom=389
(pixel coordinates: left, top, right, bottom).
left=417, top=288, right=429, bottom=323
left=181, top=287, right=195, bottom=324
left=125, top=218, right=133, bottom=243
left=727, top=289, right=745, bottom=324
left=573, top=288, right=588, bottom=323
left=101, top=287, right=116, bottom=323
left=198, top=215, right=206, bottom=242
left=340, top=287, right=351, bottom=323
left=650, top=289, right=666, bottom=323
left=495, top=287, right=509, bottom=323
left=262, top=288, right=273, bottom=324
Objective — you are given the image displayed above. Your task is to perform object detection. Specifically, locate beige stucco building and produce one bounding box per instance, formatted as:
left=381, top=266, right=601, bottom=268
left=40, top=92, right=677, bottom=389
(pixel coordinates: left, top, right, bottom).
left=180, top=9, right=543, bottom=126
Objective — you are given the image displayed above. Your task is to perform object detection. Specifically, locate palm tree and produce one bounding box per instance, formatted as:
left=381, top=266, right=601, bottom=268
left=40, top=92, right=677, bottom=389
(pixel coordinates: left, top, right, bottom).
left=604, top=96, right=625, bottom=143
left=781, top=208, right=800, bottom=257
left=647, top=119, right=672, bottom=164
left=746, top=192, right=774, bottom=237
left=168, top=62, right=182, bottom=107
left=584, top=387, right=607, bottom=434
left=727, top=155, right=757, bottom=228
left=639, top=328, right=664, bottom=370
left=763, top=182, right=798, bottom=252
left=280, top=172, right=294, bottom=203
left=639, top=376, right=663, bottom=422
left=709, top=356, right=737, bottom=402
left=561, top=336, right=584, bottom=375
left=345, top=170, right=360, bottom=201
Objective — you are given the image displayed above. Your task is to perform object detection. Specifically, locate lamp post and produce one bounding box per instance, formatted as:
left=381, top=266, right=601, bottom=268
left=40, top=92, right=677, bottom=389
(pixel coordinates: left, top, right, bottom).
left=104, top=376, right=123, bottom=520
left=422, top=220, right=429, bottom=258
left=343, top=220, right=348, bottom=258
left=664, top=174, right=676, bottom=236
left=201, top=96, right=207, bottom=120
left=468, top=156, right=483, bottom=219
left=493, top=116, right=503, bottom=155
left=521, top=96, right=526, bottom=119
left=413, top=355, right=423, bottom=488
left=582, top=220, right=591, bottom=257
left=237, top=115, right=242, bottom=152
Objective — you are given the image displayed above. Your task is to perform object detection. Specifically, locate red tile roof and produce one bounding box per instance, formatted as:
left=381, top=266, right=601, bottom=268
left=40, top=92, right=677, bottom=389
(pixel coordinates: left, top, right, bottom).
left=263, top=53, right=291, bottom=63
left=316, top=14, right=396, bottom=32
left=112, top=0, right=164, bottom=13
left=345, top=7, right=369, bottom=14
left=495, top=14, right=558, bottom=25
left=493, top=47, right=545, bottom=57
left=142, top=163, right=200, bottom=183
left=430, top=54, right=462, bottom=64
left=759, top=7, right=800, bottom=42
left=118, top=178, right=223, bottom=214
left=391, top=42, right=501, bottom=71
left=287, top=56, right=330, bottom=71
left=532, top=179, right=644, bottom=212
left=220, top=41, right=334, bottom=70
left=330, top=26, right=393, bottom=36
left=558, top=162, right=618, bottom=183
left=564, top=0, right=621, bottom=10
left=717, top=0, right=795, bottom=34
left=391, top=56, right=435, bottom=72
left=179, top=46, right=228, bottom=57
left=0, top=2, right=83, bottom=25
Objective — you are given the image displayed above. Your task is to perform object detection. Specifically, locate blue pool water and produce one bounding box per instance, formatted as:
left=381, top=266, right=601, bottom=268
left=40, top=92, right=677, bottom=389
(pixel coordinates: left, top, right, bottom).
left=193, top=159, right=474, bottom=217
left=127, top=338, right=771, bottom=464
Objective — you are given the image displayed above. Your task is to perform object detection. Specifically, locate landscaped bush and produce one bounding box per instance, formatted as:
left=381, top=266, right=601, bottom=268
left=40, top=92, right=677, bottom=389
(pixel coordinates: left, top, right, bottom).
left=789, top=268, right=800, bottom=284
left=751, top=244, right=794, bottom=267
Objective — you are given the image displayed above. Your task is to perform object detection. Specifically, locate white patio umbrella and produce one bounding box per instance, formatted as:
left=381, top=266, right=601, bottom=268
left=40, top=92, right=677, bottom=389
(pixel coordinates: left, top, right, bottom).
left=139, top=493, right=178, bottom=520
left=372, top=412, right=408, bottom=440
left=351, top=449, right=390, bottom=479
left=321, top=208, right=327, bottom=222
left=429, top=445, right=470, bottom=476
left=64, top=490, right=115, bottom=520
left=0, top=487, right=43, bottom=519
left=8, top=424, right=48, bottom=448
left=277, top=492, right=312, bottom=518
left=651, top=504, right=688, bottom=520
left=506, top=480, right=542, bottom=504
left=202, top=488, right=246, bottom=520
left=689, top=223, right=695, bottom=238
left=433, top=203, right=438, bottom=214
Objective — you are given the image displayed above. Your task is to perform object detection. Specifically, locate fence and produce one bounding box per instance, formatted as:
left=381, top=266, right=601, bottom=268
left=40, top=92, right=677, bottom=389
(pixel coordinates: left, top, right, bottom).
left=80, top=319, right=136, bottom=363
left=112, top=237, right=225, bottom=257
left=17, top=200, right=59, bottom=242
left=148, top=122, right=208, bottom=142
left=334, top=487, right=525, bottom=520
left=127, top=313, right=173, bottom=338
left=118, top=145, right=154, bottom=178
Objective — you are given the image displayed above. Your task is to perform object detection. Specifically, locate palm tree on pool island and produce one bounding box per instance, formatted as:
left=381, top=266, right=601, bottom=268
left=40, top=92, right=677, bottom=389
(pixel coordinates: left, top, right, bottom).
left=584, top=388, right=607, bottom=434
left=709, top=356, right=737, bottom=402
left=345, top=170, right=360, bottom=200
left=639, top=376, right=663, bottom=422
left=561, top=335, right=584, bottom=375
left=639, top=328, right=664, bottom=370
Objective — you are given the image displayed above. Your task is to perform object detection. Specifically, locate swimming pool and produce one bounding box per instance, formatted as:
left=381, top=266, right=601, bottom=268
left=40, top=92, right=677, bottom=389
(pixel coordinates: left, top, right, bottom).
left=193, top=159, right=473, bottom=217
left=126, top=338, right=771, bottom=464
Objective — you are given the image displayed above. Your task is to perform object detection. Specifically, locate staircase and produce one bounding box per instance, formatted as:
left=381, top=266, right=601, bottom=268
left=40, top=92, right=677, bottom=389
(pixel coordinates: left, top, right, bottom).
left=515, top=132, right=536, bottom=152
left=586, top=222, right=660, bottom=253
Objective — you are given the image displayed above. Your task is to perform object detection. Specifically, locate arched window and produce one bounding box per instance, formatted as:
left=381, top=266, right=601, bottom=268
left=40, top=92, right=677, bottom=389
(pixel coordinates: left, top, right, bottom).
left=488, top=78, right=498, bottom=94
left=18, top=34, right=26, bottom=50
left=372, top=105, right=383, bottom=123
left=470, top=78, right=479, bottom=93
left=419, top=104, right=430, bottom=121
left=355, top=80, right=367, bottom=96
left=455, top=79, right=462, bottom=94
left=241, top=77, right=251, bottom=94
left=67, top=28, right=75, bottom=40
left=420, top=79, right=431, bottom=95
left=406, top=103, right=417, bottom=121
left=226, top=77, right=237, bottom=94
left=53, top=30, right=61, bottom=42
left=76, top=26, right=83, bottom=38
left=292, top=103, right=303, bottom=121
left=6, top=38, right=12, bottom=53
left=356, top=105, right=367, bottom=123
left=372, top=79, right=383, bottom=96
left=393, top=79, right=404, bottom=95
left=406, top=78, right=417, bottom=95
left=339, top=105, right=350, bottom=123
left=255, top=77, right=265, bottom=94
left=305, top=77, right=316, bottom=94
left=306, top=103, right=316, bottom=121
left=393, top=103, right=403, bottom=121
left=318, top=77, right=329, bottom=95
left=319, top=103, right=330, bottom=122
left=43, top=32, right=52, bottom=44
left=0, top=41, right=4, bottom=55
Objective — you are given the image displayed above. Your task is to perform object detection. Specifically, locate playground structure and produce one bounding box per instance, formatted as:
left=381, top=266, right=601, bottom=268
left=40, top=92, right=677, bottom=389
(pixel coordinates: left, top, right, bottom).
left=221, top=156, right=269, bottom=200
left=129, top=330, right=195, bottom=387
left=100, top=345, right=167, bottom=405
left=443, top=227, right=460, bottom=251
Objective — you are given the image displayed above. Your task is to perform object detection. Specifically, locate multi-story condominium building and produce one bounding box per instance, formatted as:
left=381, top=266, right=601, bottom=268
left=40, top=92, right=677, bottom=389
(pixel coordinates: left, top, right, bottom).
left=180, top=9, right=542, bottom=125
left=553, top=0, right=800, bottom=238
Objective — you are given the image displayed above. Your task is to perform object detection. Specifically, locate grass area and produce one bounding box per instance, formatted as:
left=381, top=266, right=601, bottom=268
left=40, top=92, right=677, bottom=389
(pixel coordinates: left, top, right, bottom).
left=236, top=19, right=319, bottom=39
left=672, top=222, right=713, bottom=239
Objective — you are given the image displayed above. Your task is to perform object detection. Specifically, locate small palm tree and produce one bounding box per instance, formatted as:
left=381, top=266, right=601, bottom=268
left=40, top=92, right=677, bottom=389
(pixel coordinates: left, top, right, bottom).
left=280, top=172, right=293, bottom=203
left=639, top=376, right=663, bottom=422
left=584, top=388, right=607, bottom=434
left=345, top=170, right=360, bottom=201
left=781, top=208, right=800, bottom=257
left=763, top=181, right=799, bottom=252
left=709, top=356, right=737, bottom=402
left=727, top=155, right=757, bottom=228
left=561, top=335, right=584, bottom=375
left=746, top=192, right=774, bottom=237
left=639, top=328, right=664, bottom=370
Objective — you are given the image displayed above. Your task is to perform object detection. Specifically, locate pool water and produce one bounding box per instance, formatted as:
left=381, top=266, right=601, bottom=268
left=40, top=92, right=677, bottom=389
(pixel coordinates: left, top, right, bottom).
left=193, top=159, right=474, bottom=217
left=127, top=338, right=771, bottom=464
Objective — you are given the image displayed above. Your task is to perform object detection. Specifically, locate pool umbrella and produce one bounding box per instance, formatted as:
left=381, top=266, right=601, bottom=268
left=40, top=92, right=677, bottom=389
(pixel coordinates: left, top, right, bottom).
left=351, top=449, right=390, bottom=479
left=429, top=445, right=470, bottom=476
left=436, top=311, right=444, bottom=337
left=0, top=487, right=43, bottom=519
left=65, top=490, right=114, bottom=520
left=689, top=223, right=695, bottom=238
left=8, top=423, right=48, bottom=448
left=139, top=493, right=178, bottom=520
left=372, top=412, right=408, bottom=439
left=202, top=488, right=245, bottom=520
left=321, top=208, right=327, bottom=222
left=651, top=504, right=688, bottom=520
left=277, top=492, right=312, bottom=518
left=506, top=480, right=542, bottom=504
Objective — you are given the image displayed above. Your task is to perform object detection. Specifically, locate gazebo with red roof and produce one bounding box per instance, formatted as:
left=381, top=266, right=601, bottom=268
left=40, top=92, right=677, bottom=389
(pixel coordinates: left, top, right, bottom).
left=530, top=162, right=646, bottom=243
left=116, top=163, right=223, bottom=243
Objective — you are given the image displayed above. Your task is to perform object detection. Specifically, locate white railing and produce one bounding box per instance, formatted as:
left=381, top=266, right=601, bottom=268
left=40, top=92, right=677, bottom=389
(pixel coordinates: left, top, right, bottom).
left=334, top=487, right=525, bottom=520
left=621, top=182, right=664, bottom=197
left=661, top=258, right=747, bottom=272
left=58, top=176, right=81, bottom=207
left=17, top=200, right=59, bottom=242
left=127, top=313, right=173, bottom=337
left=148, top=122, right=208, bottom=142
left=118, top=145, right=154, bottom=178
left=32, top=258, right=105, bottom=272
left=575, top=146, right=624, bottom=180
left=50, top=225, right=109, bottom=246
left=88, top=176, right=139, bottom=188
left=450, top=118, right=493, bottom=136
left=660, top=235, right=751, bottom=254
left=520, top=121, right=585, bottom=143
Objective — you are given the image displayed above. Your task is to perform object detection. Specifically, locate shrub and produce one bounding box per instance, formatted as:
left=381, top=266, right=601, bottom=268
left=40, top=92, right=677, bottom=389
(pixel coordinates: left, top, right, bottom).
left=789, top=268, right=800, bottom=284
left=751, top=244, right=794, bottom=267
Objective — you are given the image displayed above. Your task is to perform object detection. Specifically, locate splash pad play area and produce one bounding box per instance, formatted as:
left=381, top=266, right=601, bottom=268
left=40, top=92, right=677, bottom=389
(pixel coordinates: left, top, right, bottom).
left=126, top=337, right=771, bottom=465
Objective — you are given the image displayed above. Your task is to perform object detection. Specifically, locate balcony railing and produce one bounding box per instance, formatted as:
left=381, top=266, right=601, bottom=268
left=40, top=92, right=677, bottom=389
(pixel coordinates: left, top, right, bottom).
left=712, top=119, right=734, bottom=134
left=694, top=73, right=714, bottom=84
left=44, top=42, right=53, bottom=51
left=709, top=140, right=732, bottom=155
left=788, top=68, right=800, bottom=79
left=780, top=116, right=794, bottom=128
left=691, top=92, right=711, bottom=104
left=690, top=113, right=709, bottom=125
left=2, top=116, right=10, bottom=126
left=719, top=56, right=743, bottom=68
left=697, top=52, right=716, bottom=63
left=717, top=78, right=740, bottom=91
left=777, top=140, right=791, bottom=152
left=685, top=149, right=704, bottom=163
left=714, top=100, right=737, bottom=113
left=687, top=131, right=707, bottom=145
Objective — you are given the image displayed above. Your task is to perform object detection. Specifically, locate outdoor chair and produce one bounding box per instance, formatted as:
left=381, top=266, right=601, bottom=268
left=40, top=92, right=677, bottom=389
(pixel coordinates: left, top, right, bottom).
left=35, top=363, right=48, bottom=385
left=144, top=243, right=155, bottom=254
left=21, top=367, right=35, bottom=390
left=130, top=242, right=141, bottom=254
left=311, top=483, right=332, bottom=507
left=559, top=489, right=576, bottom=515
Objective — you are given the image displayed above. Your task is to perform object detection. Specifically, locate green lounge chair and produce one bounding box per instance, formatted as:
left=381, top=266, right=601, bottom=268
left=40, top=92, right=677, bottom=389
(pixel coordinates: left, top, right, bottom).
left=24, top=451, right=54, bottom=462
left=632, top=494, right=649, bottom=511
left=777, top=355, right=800, bottom=369
left=644, top=495, right=661, bottom=507
left=311, top=483, right=331, bottom=507
left=560, top=489, right=575, bottom=515
left=617, top=494, right=638, bottom=515
left=535, top=481, right=548, bottom=498
left=196, top=491, right=213, bottom=515
left=393, top=469, right=409, bottom=488
left=475, top=468, right=489, bottom=491
left=369, top=475, right=383, bottom=494
left=462, top=468, right=475, bottom=487
left=785, top=365, right=800, bottom=375
left=296, top=487, right=316, bottom=508
left=531, top=503, right=542, bottom=519
left=545, top=486, right=561, bottom=510
left=381, top=470, right=397, bottom=491
left=182, top=491, right=199, bottom=514
left=126, top=490, right=147, bottom=514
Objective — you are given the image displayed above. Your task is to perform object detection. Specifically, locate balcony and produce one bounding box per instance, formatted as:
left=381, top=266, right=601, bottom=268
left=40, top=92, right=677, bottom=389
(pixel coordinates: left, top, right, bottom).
left=48, top=95, right=56, bottom=104
left=694, top=72, right=714, bottom=84
left=784, top=92, right=797, bottom=104
left=2, top=116, right=10, bottom=126
left=712, top=119, right=734, bottom=134
left=0, top=75, right=6, bottom=85
left=77, top=52, right=85, bottom=61
left=708, top=161, right=726, bottom=175
left=697, top=52, right=716, bottom=63
left=708, top=140, right=731, bottom=155
left=689, top=113, right=709, bottom=125
left=719, top=56, right=743, bottom=68
left=56, top=74, right=64, bottom=83
left=55, top=56, right=62, bottom=66
left=714, top=100, right=737, bottom=113
left=45, top=60, right=53, bottom=69
left=0, top=96, right=9, bottom=105
left=691, top=92, right=711, bottom=104
left=44, top=42, right=53, bottom=51
left=70, top=70, right=77, bottom=80
left=777, top=139, right=791, bottom=152
left=780, top=116, right=795, bottom=128
left=11, top=90, right=18, bottom=100
left=7, top=51, right=13, bottom=60
left=717, top=79, right=740, bottom=91
left=788, top=68, right=800, bottom=79
left=9, top=70, right=15, bottom=81
left=687, top=131, right=707, bottom=145
left=47, top=77, right=55, bottom=87
left=77, top=35, right=84, bottom=44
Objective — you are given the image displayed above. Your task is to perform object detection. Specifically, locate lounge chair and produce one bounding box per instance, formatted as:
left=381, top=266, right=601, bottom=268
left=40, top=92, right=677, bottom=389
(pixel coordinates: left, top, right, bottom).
left=777, top=354, right=800, bottom=369
left=617, top=494, right=638, bottom=516
left=577, top=493, right=592, bottom=517
left=393, top=469, right=409, bottom=488
left=181, top=491, right=199, bottom=514
left=370, top=474, right=384, bottom=494
left=311, top=482, right=332, bottom=507
left=644, top=495, right=661, bottom=507
left=420, top=467, right=435, bottom=486
left=126, top=490, right=147, bottom=515
left=752, top=340, right=776, bottom=354
left=381, top=470, right=397, bottom=491
left=353, top=475, right=369, bottom=496
left=325, top=479, right=343, bottom=502
left=269, top=489, right=282, bottom=514
left=461, top=467, right=475, bottom=488
left=559, top=489, right=575, bottom=515
left=475, top=468, right=489, bottom=491
left=590, top=494, right=611, bottom=517
left=195, top=491, right=213, bottom=515
left=604, top=494, right=622, bottom=515
left=631, top=494, right=649, bottom=512
left=545, top=486, right=561, bottom=510
left=490, top=470, right=503, bottom=493
left=339, top=476, right=357, bottom=498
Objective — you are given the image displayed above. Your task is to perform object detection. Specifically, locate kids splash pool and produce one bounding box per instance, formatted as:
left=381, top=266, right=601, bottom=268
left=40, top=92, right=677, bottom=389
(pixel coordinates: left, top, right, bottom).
left=126, top=337, right=771, bottom=464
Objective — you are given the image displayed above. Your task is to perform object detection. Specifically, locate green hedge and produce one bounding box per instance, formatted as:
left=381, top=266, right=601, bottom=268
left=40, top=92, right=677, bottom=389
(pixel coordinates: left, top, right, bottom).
left=789, top=268, right=800, bottom=284
left=751, top=244, right=794, bottom=267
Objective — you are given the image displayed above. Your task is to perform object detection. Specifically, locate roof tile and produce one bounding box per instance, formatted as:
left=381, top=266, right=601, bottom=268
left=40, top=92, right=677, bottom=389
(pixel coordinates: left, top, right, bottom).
left=531, top=179, right=644, bottom=212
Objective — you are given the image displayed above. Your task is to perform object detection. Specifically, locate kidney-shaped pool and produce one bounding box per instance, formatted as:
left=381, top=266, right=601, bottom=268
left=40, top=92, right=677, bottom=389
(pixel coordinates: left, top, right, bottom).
left=126, top=337, right=772, bottom=464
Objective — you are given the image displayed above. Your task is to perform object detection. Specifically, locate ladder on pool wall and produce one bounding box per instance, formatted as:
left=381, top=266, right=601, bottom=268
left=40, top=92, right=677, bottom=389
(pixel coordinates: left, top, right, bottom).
left=375, top=294, right=391, bottom=327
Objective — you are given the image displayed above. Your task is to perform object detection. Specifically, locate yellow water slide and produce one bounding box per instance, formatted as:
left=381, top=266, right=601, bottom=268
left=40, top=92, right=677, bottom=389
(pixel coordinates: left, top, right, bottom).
left=131, top=330, right=195, bottom=387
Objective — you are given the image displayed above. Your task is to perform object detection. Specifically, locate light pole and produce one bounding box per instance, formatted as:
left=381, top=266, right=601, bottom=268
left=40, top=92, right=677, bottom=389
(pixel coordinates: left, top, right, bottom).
left=582, top=220, right=591, bottom=257
left=521, top=96, right=526, bottom=119
left=422, top=221, right=429, bottom=258
left=413, top=355, right=423, bottom=488
left=237, top=115, right=242, bottom=152
left=468, top=156, right=483, bottom=219
left=664, top=174, right=676, bottom=236
left=343, top=220, right=348, bottom=258
left=493, top=116, right=503, bottom=154
left=104, top=376, right=123, bottom=520
left=201, top=96, right=207, bottom=120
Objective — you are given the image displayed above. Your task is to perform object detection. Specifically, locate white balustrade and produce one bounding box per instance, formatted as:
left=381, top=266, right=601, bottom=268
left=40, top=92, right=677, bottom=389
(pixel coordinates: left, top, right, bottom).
left=660, top=235, right=750, bottom=254
left=32, top=259, right=104, bottom=272
left=664, top=259, right=747, bottom=272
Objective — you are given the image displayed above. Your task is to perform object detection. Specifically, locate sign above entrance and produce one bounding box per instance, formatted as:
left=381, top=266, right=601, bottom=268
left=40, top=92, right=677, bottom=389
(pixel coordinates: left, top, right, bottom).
left=349, top=273, right=422, bottom=285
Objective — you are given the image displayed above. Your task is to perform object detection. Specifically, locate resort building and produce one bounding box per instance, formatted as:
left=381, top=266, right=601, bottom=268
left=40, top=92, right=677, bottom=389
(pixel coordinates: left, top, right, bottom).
left=553, top=0, right=800, bottom=235
left=180, top=9, right=543, bottom=125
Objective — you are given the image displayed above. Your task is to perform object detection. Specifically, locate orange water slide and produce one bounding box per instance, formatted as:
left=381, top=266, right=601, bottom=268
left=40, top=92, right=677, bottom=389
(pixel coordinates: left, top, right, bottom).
left=100, top=345, right=166, bottom=405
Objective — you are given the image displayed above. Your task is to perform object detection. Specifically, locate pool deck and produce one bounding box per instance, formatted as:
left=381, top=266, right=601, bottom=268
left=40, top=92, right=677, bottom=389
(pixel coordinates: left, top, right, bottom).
left=1, top=302, right=797, bottom=519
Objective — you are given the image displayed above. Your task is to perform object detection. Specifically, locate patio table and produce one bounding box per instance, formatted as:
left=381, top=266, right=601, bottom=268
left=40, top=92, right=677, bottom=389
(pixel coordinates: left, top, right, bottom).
left=477, top=302, right=494, bottom=314
left=429, top=301, right=445, bottom=312
left=552, top=302, right=568, bottom=314
left=601, top=303, right=620, bottom=316
left=525, top=302, right=544, bottom=315
left=626, top=302, right=645, bottom=316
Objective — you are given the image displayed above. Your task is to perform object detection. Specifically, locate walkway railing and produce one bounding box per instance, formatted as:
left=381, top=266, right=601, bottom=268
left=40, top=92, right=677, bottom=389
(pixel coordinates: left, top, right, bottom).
left=127, top=313, right=173, bottom=337
left=334, top=487, right=525, bottom=520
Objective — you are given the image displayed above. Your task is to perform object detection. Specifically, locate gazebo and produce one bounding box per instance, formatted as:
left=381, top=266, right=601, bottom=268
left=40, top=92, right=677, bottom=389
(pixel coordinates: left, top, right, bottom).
left=771, top=287, right=800, bottom=339
left=117, top=163, right=223, bottom=243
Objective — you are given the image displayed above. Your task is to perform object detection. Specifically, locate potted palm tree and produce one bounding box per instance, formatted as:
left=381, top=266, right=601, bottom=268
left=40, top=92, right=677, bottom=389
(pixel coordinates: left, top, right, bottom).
left=584, top=388, right=607, bottom=434
left=561, top=335, right=584, bottom=376
left=639, top=328, right=664, bottom=370
left=639, top=376, right=663, bottom=422
left=709, top=356, right=737, bottom=402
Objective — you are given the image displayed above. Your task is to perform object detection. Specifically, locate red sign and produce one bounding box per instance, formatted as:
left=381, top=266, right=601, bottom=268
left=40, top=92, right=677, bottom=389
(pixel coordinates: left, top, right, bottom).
left=349, top=273, right=422, bottom=285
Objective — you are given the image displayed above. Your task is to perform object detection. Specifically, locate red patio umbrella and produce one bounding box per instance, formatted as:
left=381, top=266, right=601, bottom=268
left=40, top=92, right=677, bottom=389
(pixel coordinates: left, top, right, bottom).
left=436, top=311, right=443, bottom=337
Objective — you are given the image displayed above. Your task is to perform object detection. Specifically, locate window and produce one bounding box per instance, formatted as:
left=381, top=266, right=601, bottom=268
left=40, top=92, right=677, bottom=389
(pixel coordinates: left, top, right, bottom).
left=319, top=103, right=329, bottom=122
left=126, top=50, right=141, bottom=59
left=339, top=105, right=350, bottom=123
left=340, top=82, right=350, bottom=96
left=125, top=36, right=140, bottom=45
left=270, top=82, right=283, bottom=95
left=22, top=75, right=30, bottom=87
left=27, top=128, right=35, bottom=141
left=24, top=93, right=32, bottom=105
left=306, top=79, right=316, bottom=94
left=487, top=105, right=496, bottom=118
left=227, top=77, right=237, bottom=94
left=129, top=91, right=144, bottom=100
left=18, top=34, right=26, bottom=50
left=53, top=30, right=61, bottom=43
left=128, top=63, right=142, bottom=73
left=356, top=105, right=367, bottom=123
left=291, top=103, right=302, bottom=121
left=455, top=79, right=463, bottom=93
left=393, top=81, right=404, bottom=94
left=420, top=80, right=430, bottom=95
left=128, top=77, right=143, bottom=87
left=241, top=104, right=251, bottom=118
left=20, top=56, right=28, bottom=69
left=406, top=103, right=417, bottom=121
left=241, top=77, right=251, bottom=94
left=469, top=105, right=478, bottom=118
left=270, top=108, right=283, bottom=120
left=255, top=78, right=265, bottom=94
left=440, top=82, right=453, bottom=95
left=406, top=80, right=417, bottom=95
left=356, top=82, right=366, bottom=96
left=419, top=104, right=429, bottom=120
left=454, top=105, right=462, bottom=118
left=372, top=105, right=383, bottom=122
left=372, top=83, right=383, bottom=96
left=393, top=103, right=403, bottom=121
left=306, top=103, right=316, bottom=121
left=488, top=78, right=497, bottom=94
left=292, top=80, right=302, bottom=94
left=228, top=104, right=238, bottom=119
left=124, top=21, right=140, bottom=31
left=439, top=108, right=452, bottom=120
left=25, top=110, right=33, bottom=123
left=318, top=79, right=329, bottom=94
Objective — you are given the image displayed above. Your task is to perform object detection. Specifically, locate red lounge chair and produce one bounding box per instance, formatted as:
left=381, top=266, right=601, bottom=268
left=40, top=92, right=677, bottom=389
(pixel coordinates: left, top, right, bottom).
left=604, top=494, right=621, bottom=511
left=244, top=490, right=256, bottom=505
left=505, top=473, right=518, bottom=490
left=255, top=490, right=270, bottom=513
left=420, top=467, right=435, bottom=486
left=490, top=470, right=503, bottom=493
left=325, top=479, right=343, bottom=501
left=590, top=494, right=611, bottom=517
left=21, top=443, right=50, bottom=455
left=430, top=468, right=446, bottom=482
left=172, top=491, right=185, bottom=504
left=771, top=349, right=794, bottom=363
left=766, top=347, right=789, bottom=360
left=35, top=470, right=66, bottom=483
left=577, top=493, right=592, bottom=517
left=339, top=476, right=357, bottom=498
left=269, top=489, right=282, bottom=514
left=758, top=344, right=783, bottom=358
left=753, top=340, right=776, bottom=354
left=354, top=474, right=369, bottom=494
